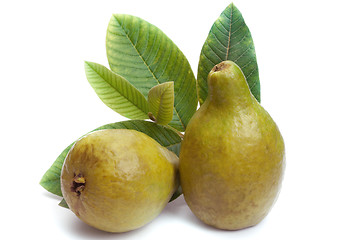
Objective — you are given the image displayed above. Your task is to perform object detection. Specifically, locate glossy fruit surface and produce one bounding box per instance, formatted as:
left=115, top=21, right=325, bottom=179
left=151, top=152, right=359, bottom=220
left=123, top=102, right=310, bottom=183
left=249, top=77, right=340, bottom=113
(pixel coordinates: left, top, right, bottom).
left=179, top=60, right=285, bottom=230
left=61, top=129, right=178, bottom=232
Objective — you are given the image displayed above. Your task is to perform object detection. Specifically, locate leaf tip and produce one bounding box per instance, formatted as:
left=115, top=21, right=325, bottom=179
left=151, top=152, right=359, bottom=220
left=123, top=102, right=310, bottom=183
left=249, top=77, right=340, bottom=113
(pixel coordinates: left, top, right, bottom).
left=59, top=199, right=69, bottom=209
left=110, top=13, right=125, bottom=23
left=84, top=60, right=94, bottom=68
left=228, top=2, right=237, bottom=10
left=39, top=177, right=45, bottom=188
left=225, top=2, right=240, bottom=15
left=39, top=171, right=50, bottom=189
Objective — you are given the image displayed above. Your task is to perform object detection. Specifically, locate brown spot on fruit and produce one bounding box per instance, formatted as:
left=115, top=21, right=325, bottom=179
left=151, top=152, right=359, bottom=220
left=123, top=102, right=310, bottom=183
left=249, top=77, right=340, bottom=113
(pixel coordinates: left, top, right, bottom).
left=212, top=62, right=229, bottom=72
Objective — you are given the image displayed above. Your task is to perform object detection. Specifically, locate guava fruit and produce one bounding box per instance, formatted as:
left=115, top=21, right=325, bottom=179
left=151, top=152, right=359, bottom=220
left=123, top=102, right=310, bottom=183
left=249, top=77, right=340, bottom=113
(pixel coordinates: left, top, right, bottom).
left=179, top=60, right=285, bottom=230
left=61, top=129, right=179, bottom=233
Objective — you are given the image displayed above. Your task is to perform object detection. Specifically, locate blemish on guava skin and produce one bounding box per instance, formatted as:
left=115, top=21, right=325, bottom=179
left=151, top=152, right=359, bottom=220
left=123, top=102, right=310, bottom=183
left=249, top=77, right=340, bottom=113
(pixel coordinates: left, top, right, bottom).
left=71, top=173, right=86, bottom=196
left=212, top=62, right=229, bottom=72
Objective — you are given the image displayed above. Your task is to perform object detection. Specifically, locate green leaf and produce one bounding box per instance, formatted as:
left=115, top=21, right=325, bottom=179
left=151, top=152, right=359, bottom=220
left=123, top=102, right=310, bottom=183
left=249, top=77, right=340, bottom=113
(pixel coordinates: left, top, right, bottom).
left=40, top=120, right=182, bottom=198
left=40, top=144, right=73, bottom=196
left=106, top=14, right=197, bottom=131
left=84, top=61, right=149, bottom=119
left=148, top=82, right=174, bottom=125
left=59, top=199, right=69, bottom=209
left=197, top=3, right=261, bottom=105
left=169, top=185, right=182, bottom=202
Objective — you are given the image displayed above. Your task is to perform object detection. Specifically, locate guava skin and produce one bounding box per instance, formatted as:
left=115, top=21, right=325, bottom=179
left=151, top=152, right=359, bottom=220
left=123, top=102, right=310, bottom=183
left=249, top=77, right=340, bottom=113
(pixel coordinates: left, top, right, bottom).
left=179, top=61, right=285, bottom=230
left=61, top=129, right=179, bottom=233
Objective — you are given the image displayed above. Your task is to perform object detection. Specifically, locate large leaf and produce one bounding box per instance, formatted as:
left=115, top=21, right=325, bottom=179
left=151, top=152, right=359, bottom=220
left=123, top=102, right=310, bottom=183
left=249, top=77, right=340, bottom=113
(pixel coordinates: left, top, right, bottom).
left=148, top=82, right=174, bottom=126
left=84, top=61, right=149, bottom=119
left=106, top=14, right=197, bottom=131
left=39, top=120, right=182, bottom=197
left=197, top=3, right=261, bottom=105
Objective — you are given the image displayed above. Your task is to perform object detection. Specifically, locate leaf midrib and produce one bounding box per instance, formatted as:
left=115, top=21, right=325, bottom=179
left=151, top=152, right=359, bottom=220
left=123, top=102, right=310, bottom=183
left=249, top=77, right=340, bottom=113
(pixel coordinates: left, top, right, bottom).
left=86, top=62, right=148, bottom=116
left=112, top=15, right=186, bottom=130
left=113, top=16, right=159, bottom=84
left=225, top=4, right=233, bottom=60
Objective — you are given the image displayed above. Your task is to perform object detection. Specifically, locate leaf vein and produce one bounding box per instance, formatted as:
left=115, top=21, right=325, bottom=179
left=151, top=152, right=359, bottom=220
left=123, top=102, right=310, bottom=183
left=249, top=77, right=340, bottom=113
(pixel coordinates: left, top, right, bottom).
left=112, top=16, right=160, bottom=84
left=233, top=47, right=251, bottom=62
left=209, top=30, right=228, bottom=51
left=205, top=41, right=224, bottom=62
left=86, top=63, right=148, bottom=117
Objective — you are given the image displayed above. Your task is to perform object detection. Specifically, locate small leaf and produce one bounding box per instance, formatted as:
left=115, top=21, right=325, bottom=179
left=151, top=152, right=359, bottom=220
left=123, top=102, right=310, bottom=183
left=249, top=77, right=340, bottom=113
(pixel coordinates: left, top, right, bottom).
left=169, top=185, right=182, bottom=202
left=148, top=82, right=174, bottom=125
left=106, top=14, right=197, bottom=131
left=40, top=120, right=182, bottom=199
left=84, top=61, right=149, bottom=119
left=59, top=199, right=69, bottom=209
left=197, top=3, right=261, bottom=105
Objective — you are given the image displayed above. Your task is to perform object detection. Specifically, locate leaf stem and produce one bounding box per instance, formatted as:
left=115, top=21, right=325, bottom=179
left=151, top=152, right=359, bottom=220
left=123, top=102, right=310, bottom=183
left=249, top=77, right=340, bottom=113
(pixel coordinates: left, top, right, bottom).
left=165, top=125, right=184, bottom=139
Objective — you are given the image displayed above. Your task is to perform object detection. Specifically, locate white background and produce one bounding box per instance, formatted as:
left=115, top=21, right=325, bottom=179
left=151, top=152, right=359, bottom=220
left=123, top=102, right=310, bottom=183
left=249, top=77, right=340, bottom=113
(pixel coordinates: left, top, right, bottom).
left=1, top=0, right=360, bottom=239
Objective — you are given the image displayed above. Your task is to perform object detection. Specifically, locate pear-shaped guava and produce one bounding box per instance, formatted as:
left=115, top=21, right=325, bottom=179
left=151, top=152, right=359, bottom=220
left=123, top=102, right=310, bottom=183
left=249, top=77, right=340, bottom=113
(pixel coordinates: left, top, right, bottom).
left=61, top=129, right=179, bottom=232
left=179, top=61, right=285, bottom=230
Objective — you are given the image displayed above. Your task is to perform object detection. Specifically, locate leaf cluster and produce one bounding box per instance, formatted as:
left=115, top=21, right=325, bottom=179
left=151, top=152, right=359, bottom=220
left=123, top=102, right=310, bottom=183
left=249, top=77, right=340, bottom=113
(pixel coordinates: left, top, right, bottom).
left=40, top=3, right=260, bottom=207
